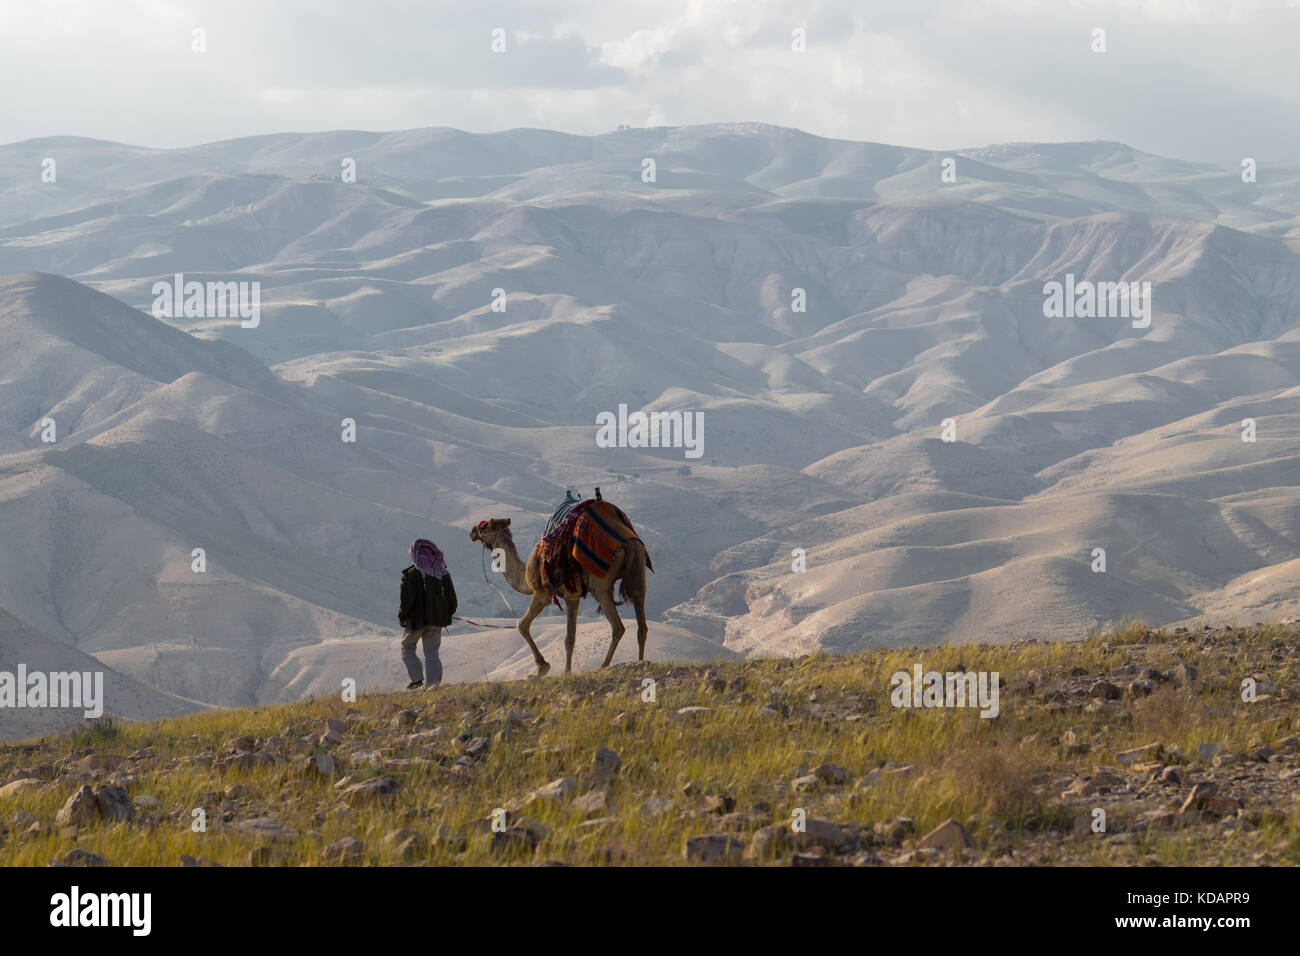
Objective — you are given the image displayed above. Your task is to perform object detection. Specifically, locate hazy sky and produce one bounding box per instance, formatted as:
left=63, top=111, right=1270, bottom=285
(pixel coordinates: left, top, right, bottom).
left=2, top=0, right=1297, bottom=161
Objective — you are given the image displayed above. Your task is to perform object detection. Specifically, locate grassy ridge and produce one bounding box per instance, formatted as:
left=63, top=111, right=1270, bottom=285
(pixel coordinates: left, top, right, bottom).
left=1, top=621, right=1298, bottom=866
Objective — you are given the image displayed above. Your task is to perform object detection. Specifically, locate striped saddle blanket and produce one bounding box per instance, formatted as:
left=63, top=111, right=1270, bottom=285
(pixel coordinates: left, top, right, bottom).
left=537, top=499, right=653, bottom=606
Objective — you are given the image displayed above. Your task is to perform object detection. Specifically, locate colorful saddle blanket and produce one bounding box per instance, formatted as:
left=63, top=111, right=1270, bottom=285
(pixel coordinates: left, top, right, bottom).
left=543, top=492, right=582, bottom=538
left=537, top=499, right=653, bottom=606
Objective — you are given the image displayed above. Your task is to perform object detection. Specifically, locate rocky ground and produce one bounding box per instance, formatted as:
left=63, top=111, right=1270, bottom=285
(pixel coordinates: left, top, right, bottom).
left=1, top=621, right=1297, bottom=866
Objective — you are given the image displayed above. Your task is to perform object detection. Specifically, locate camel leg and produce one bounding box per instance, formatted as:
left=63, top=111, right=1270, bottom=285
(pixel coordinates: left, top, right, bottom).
left=596, top=585, right=627, bottom=668
left=517, top=591, right=551, bottom=676
left=563, top=596, right=581, bottom=675
left=632, top=590, right=649, bottom=662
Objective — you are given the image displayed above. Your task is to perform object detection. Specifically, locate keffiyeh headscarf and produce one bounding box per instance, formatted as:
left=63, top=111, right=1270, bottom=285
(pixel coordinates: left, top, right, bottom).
left=410, top=538, right=448, bottom=579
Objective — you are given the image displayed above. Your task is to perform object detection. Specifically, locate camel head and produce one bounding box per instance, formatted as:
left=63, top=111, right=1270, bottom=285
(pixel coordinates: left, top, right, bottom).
left=469, top=517, right=512, bottom=548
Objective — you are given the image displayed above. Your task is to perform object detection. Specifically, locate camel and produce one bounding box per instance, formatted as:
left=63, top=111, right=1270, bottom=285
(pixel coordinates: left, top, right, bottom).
left=468, top=514, right=649, bottom=676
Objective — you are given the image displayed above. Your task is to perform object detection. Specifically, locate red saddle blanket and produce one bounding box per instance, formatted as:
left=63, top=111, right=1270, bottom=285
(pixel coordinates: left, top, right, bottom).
left=537, top=500, right=653, bottom=605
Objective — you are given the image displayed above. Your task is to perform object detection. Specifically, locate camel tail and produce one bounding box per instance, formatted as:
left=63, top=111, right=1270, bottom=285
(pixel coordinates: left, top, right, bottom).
left=617, top=538, right=649, bottom=605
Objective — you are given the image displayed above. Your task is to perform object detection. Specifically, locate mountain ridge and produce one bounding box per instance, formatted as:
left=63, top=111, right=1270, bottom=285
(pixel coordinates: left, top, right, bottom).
left=1, top=123, right=1297, bottom=737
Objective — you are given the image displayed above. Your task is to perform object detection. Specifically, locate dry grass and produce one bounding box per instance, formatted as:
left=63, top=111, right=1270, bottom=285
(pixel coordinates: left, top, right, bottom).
left=1, top=621, right=1297, bottom=866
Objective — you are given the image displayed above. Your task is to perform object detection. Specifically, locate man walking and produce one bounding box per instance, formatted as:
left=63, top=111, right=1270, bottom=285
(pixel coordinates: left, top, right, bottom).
left=399, top=538, right=457, bottom=689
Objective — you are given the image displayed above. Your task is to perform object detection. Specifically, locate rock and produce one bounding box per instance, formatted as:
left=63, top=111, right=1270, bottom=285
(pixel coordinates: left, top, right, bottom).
left=59, top=849, right=108, bottom=867
left=321, top=837, right=366, bottom=868
left=326, top=717, right=348, bottom=735
left=746, top=824, right=791, bottom=860
left=1136, top=809, right=1177, bottom=830
left=491, top=828, right=538, bottom=857
left=512, top=817, right=552, bottom=841
left=684, top=833, right=744, bottom=863
left=642, top=796, right=673, bottom=815
left=236, top=817, right=298, bottom=842
left=1116, top=743, right=1163, bottom=765
left=793, top=819, right=844, bottom=851
left=432, top=824, right=467, bottom=853
left=93, top=785, right=133, bottom=822
left=855, top=770, right=884, bottom=789
left=340, top=776, right=400, bottom=807
left=55, top=785, right=99, bottom=827
left=717, top=811, right=762, bottom=831
left=702, top=794, right=736, bottom=815
left=178, top=854, right=222, bottom=867
left=1203, top=795, right=1244, bottom=818
left=1159, top=766, right=1185, bottom=785
left=1179, top=781, right=1219, bottom=813
left=873, top=819, right=911, bottom=846
left=883, top=763, right=920, bottom=780
left=891, top=848, right=939, bottom=865
left=218, top=752, right=277, bottom=773
left=791, top=774, right=822, bottom=793
left=674, top=706, right=712, bottom=718
left=13, top=809, right=35, bottom=826
left=1061, top=776, right=1100, bottom=798
left=74, top=754, right=127, bottom=774
left=0, top=779, right=42, bottom=800
left=592, top=747, right=621, bottom=777
left=10, top=764, right=57, bottom=783
left=1089, top=680, right=1121, bottom=701
left=298, top=753, right=336, bottom=777
left=813, top=763, right=848, bottom=786
left=503, top=709, right=534, bottom=728
left=573, top=790, right=610, bottom=817
left=463, top=737, right=491, bottom=758
left=528, top=776, right=578, bottom=804
left=791, top=849, right=831, bottom=867
left=383, top=828, right=427, bottom=861
left=246, top=846, right=288, bottom=866
left=1197, top=742, right=1224, bottom=761
left=917, top=818, right=976, bottom=854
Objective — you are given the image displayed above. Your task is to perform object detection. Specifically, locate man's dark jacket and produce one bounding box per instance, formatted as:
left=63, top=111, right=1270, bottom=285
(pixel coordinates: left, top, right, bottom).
left=399, top=567, right=457, bottom=630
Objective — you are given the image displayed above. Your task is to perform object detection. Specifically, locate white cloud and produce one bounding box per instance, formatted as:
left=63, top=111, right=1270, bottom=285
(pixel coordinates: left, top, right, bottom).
left=0, top=0, right=1296, bottom=160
